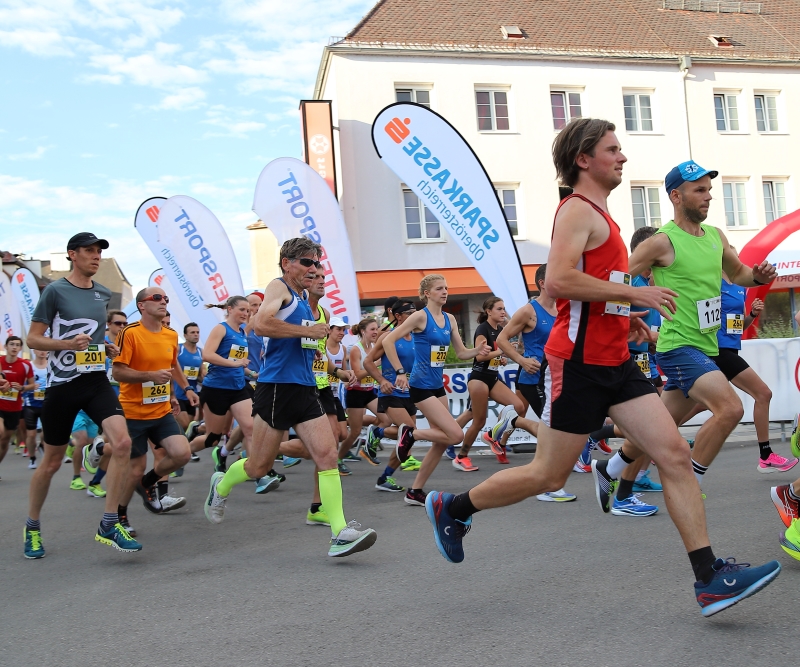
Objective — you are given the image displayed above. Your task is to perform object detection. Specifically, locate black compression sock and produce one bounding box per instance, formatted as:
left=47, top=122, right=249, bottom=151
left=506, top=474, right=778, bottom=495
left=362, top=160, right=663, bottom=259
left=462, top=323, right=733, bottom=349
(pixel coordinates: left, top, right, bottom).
left=141, top=469, right=161, bottom=489
left=590, top=424, right=617, bottom=441
left=310, top=502, right=322, bottom=514
left=204, top=432, right=223, bottom=450
left=617, top=477, right=635, bottom=500
left=758, top=441, right=773, bottom=460
left=448, top=491, right=479, bottom=522
left=689, top=546, right=717, bottom=584
left=118, top=504, right=128, bottom=517
left=157, top=480, right=169, bottom=499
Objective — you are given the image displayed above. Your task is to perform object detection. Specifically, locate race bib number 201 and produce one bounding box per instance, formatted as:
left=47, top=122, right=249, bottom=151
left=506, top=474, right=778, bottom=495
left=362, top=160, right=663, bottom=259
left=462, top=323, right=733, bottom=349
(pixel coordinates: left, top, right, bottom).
left=76, top=344, right=106, bottom=373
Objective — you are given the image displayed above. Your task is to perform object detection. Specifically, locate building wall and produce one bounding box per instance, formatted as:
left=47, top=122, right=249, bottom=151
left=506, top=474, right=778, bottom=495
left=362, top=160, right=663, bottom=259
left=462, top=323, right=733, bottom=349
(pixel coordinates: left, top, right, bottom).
left=249, top=227, right=281, bottom=291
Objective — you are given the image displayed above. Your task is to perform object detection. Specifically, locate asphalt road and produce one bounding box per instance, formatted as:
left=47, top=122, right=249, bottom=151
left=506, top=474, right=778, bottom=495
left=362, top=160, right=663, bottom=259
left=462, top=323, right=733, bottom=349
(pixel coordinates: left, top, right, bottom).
left=1, top=431, right=798, bottom=667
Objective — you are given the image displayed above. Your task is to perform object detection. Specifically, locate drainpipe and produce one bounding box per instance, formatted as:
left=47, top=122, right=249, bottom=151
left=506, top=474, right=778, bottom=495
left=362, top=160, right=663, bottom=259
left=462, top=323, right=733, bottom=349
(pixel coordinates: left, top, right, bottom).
left=679, top=55, right=692, bottom=159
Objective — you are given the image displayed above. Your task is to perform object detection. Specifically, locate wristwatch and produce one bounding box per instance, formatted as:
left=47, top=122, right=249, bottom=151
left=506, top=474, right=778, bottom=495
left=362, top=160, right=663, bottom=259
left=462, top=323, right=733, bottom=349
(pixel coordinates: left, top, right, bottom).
left=395, top=367, right=405, bottom=375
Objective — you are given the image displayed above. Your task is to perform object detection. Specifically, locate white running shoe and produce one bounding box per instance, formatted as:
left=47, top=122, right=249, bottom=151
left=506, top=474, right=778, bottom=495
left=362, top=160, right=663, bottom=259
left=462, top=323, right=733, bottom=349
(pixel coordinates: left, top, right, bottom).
left=28, top=460, right=38, bottom=470
left=82, top=436, right=104, bottom=474
left=204, top=472, right=226, bottom=524
left=160, top=495, right=187, bottom=512
left=327, top=520, right=377, bottom=557
left=536, top=488, right=577, bottom=502
left=490, top=404, right=517, bottom=443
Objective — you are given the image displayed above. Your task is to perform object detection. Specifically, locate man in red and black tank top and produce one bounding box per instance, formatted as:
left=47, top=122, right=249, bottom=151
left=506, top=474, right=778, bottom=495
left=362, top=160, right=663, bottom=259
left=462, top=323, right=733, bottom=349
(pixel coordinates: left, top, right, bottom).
left=425, top=119, right=781, bottom=616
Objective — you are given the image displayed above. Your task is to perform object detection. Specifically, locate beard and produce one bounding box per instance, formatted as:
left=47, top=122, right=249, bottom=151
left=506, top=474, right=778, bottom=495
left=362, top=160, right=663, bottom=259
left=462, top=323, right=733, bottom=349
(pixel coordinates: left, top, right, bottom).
left=681, top=203, right=707, bottom=224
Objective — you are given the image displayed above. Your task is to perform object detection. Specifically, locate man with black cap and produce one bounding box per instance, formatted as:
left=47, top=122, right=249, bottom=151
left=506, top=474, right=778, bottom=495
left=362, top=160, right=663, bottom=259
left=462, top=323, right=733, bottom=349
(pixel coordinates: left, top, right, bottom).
left=24, top=232, right=141, bottom=558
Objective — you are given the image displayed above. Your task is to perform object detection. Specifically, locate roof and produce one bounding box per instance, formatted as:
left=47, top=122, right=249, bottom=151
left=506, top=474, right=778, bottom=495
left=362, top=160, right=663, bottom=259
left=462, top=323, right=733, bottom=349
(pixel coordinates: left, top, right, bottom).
left=336, top=0, right=800, bottom=63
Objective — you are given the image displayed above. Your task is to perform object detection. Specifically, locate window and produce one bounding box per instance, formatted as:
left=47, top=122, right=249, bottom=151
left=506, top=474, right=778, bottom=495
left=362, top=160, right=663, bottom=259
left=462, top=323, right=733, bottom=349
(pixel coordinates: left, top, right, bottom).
left=550, top=91, right=581, bottom=130
left=754, top=94, right=779, bottom=132
left=395, top=88, right=430, bottom=108
left=631, top=186, right=662, bottom=229
left=403, top=189, right=441, bottom=241
left=763, top=181, right=787, bottom=223
left=475, top=90, right=510, bottom=131
left=623, top=92, right=653, bottom=132
left=495, top=187, right=519, bottom=236
left=714, top=93, right=740, bottom=131
left=723, top=181, right=749, bottom=227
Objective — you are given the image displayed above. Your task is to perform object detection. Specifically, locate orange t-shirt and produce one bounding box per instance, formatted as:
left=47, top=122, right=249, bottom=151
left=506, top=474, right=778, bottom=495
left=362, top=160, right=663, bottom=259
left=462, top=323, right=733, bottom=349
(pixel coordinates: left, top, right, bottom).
left=113, top=322, right=178, bottom=420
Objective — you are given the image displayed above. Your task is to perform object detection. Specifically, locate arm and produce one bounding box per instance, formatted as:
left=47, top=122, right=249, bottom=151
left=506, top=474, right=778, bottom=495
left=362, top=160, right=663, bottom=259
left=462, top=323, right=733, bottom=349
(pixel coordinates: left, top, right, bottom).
left=364, top=332, right=392, bottom=394
left=496, top=306, right=540, bottom=374
left=383, top=310, right=427, bottom=372
left=26, top=321, right=92, bottom=352
left=474, top=332, right=503, bottom=363
left=718, top=228, right=777, bottom=287
left=744, top=297, right=764, bottom=329
left=254, top=279, right=328, bottom=339
left=449, top=314, right=490, bottom=360
left=113, top=363, right=172, bottom=385
left=21, top=365, right=36, bottom=392
left=349, top=345, right=370, bottom=381
left=201, top=324, right=247, bottom=368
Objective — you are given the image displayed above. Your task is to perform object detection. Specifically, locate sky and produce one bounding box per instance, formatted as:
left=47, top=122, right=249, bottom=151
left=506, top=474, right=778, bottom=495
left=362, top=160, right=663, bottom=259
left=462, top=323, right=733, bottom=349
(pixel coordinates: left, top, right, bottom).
left=0, top=0, right=375, bottom=292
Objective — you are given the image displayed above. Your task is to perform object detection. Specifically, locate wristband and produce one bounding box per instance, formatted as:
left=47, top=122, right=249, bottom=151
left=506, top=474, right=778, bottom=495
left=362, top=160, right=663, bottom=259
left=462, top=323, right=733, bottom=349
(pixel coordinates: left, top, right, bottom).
left=749, top=310, right=758, bottom=318
left=394, top=367, right=405, bottom=375
left=186, top=387, right=196, bottom=393
left=753, top=278, right=765, bottom=286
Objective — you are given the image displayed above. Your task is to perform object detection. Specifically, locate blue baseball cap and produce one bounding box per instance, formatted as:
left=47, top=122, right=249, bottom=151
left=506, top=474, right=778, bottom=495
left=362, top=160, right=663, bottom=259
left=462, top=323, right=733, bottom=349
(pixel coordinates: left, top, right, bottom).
left=664, top=160, right=718, bottom=194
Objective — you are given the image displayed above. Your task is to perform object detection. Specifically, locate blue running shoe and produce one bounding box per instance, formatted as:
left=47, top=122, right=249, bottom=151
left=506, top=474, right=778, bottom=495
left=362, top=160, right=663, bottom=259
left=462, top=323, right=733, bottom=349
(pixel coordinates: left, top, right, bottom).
left=425, top=491, right=471, bottom=563
left=95, top=522, right=143, bottom=553
left=255, top=475, right=281, bottom=494
left=574, top=440, right=593, bottom=473
left=632, top=470, right=662, bottom=493
left=444, top=446, right=456, bottom=460
left=24, top=527, right=45, bottom=559
left=611, top=494, right=658, bottom=516
left=282, top=456, right=301, bottom=468
left=694, top=558, right=781, bottom=617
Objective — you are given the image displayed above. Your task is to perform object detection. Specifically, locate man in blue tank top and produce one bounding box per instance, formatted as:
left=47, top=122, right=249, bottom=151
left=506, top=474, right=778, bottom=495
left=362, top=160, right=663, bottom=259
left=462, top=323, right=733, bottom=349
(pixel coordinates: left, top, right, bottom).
left=204, top=237, right=376, bottom=558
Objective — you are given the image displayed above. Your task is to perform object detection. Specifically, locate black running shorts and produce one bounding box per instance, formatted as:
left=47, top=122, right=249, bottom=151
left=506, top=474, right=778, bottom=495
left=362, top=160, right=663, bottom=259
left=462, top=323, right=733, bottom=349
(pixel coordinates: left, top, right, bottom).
left=345, top=388, right=377, bottom=410
left=318, top=386, right=338, bottom=416
left=253, top=382, right=324, bottom=431
left=517, top=382, right=545, bottom=418
left=23, top=406, right=43, bottom=430
left=468, top=370, right=500, bottom=391
left=0, top=409, right=22, bottom=432
left=200, top=385, right=252, bottom=417
left=709, top=348, right=750, bottom=382
left=409, top=386, right=446, bottom=403
left=128, top=414, right=184, bottom=459
left=377, top=395, right=417, bottom=416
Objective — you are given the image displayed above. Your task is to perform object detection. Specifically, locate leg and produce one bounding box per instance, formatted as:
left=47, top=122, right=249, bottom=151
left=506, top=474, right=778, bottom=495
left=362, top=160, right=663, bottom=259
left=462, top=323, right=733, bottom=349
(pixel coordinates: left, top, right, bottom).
left=339, top=407, right=364, bottom=458
left=461, top=381, right=489, bottom=456
left=27, top=444, right=68, bottom=520
left=730, top=368, right=774, bottom=455
left=98, top=415, right=133, bottom=517
left=412, top=396, right=465, bottom=490
left=687, top=372, right=744, bottom=469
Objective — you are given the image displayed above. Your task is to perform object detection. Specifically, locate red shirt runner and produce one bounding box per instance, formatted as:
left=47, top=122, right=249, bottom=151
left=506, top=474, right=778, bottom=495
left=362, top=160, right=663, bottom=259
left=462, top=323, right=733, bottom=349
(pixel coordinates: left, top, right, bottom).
left=0, top=357, right=33, bottom=412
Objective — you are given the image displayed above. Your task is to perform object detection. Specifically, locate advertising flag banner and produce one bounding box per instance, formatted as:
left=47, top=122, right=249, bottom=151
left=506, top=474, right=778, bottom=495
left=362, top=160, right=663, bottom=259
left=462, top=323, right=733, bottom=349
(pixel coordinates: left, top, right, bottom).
left=11, top=268, right=40, bottom=334
left=0, top=271, right=23, bottom=348
left=300, top=100, right=337, bottom=196
left=372, top=102, right=528, bottom=314
left=253, top=157, right=360, bottom=324
left=147, top=268, right=190, bottom=336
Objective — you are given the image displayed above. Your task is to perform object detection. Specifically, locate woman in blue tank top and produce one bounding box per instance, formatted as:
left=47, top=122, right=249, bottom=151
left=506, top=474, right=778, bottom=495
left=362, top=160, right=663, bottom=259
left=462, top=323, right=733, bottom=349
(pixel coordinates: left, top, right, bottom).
left=383, top=274, right=491, bottom=506
left=191, top=296, right=254, bottom=469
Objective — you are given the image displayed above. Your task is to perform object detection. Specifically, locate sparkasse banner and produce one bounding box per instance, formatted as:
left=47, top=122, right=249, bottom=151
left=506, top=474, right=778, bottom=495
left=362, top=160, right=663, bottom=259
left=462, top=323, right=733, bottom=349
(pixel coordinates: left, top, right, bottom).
left=253, top=157, right=360, bottom=324
left=372, top=102, right=528, bottom=314
left=11, top=267, right=40, bottom=334
left=0, top=271, right=23, bottom=348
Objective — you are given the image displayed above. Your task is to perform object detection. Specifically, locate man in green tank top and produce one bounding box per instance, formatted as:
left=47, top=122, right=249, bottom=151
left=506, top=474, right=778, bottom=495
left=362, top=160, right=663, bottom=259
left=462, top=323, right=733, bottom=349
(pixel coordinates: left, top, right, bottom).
left=625, top=160, right=776, bottom=490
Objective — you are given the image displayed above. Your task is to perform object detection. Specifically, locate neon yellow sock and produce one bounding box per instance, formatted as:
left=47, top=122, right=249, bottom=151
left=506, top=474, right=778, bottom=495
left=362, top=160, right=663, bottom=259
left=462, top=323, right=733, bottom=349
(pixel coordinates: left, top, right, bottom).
left=216, top=458, right=252, bottom=497
left=318, top=468, right=347, bottom=535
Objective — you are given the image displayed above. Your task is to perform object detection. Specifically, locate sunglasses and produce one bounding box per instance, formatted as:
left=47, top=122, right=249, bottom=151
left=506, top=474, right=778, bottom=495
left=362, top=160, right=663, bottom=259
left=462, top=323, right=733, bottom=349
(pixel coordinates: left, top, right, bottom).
left=142, top=294, right=170, bottom=303
left=111, top=321, right=127, bottom=326
left=294, top=257, right=323, bottom=270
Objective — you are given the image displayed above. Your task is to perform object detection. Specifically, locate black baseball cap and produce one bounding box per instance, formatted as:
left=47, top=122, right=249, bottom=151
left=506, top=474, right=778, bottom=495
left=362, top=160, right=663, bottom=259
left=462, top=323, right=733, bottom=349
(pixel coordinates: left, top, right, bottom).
left=67, top=232, right=109, bottom=251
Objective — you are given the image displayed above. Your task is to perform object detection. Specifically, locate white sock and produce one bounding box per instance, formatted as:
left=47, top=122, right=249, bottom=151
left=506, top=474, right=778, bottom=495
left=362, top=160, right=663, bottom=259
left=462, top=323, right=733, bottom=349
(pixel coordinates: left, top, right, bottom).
left=694, top=471, right=704, bottom=486
left=220, top=445, right=230, bottom=457
left=606, top=452, right=628, bottom=479
left=635, top=470, right=646, bottom=482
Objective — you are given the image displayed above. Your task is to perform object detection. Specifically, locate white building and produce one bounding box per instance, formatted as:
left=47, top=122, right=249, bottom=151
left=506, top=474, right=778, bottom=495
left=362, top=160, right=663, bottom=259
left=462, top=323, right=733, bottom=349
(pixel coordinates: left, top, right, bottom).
left=315, top=0, right=800, bottom=335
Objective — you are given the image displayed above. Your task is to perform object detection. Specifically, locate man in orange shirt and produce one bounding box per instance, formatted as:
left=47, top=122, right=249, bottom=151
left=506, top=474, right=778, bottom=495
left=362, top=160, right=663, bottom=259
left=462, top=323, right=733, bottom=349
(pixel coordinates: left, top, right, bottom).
left=112, top=286, right=196, bottom=529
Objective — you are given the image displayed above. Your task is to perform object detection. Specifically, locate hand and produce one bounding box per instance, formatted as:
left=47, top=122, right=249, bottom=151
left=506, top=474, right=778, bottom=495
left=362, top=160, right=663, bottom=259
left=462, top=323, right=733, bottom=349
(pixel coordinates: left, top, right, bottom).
left=519, top=357, right=540, bottom=375
left=150, top=369, right=173, bottom=384
left=379, top=379, right=394, bottom=395
left=751, top=298, right=764, bottom=314
left=752, top=261, right=777, bottom=285
left=339, top=370, right=356, bottom=386
left=71, top=333, right=92, bottom=351
left=477, top=343, right=492, bottom=357
left=187, top=389, right=200, bottom=407
left=499, top=355, right=508, bottom=366
left=395, top=373, right=409, bottom=391
left=305, top=323, right=330, bottom=340
left=231, top=357, right=249, bottom=369
left=10, top=382, right=21, bottom=390
left=106, top=343, right=120, bottom=359
left=0, top=378, right=9, bottom=392
left=629, top=286, right=677, bottom=320
left=171, top=396, right=180, bottom=416
left=628, top=311, right=656, bottom=346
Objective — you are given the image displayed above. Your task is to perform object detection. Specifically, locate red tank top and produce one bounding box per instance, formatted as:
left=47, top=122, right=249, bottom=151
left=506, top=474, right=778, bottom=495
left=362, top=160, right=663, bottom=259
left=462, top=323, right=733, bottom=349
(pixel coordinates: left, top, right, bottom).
left=544, top=194, right=631, bottom=366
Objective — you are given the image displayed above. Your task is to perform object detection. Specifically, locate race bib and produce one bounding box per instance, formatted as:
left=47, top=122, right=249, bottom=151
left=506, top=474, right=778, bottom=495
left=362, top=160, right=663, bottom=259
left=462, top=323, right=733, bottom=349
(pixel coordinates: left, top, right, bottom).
left=696, top=296, right=721, bottom=334
left=489, top=356, right=501, bottom=368
left=33, top=388, right=46, bottom=401
left=633, top=353, right=650, bottom=376
left=184, top=365, right=200, bottom=380
left=0, top=387, right=19, bottom=402
left=327, top=372, right=340, bottom=388
left=726, top=313, right=744, bottom=336
left=430, top=345, right=448, bottom=368
left=360, top=375, right=375, bottom=388
left=312, top=357, right=328, bottom=379
left=142, top=382, right=170, bottom=405
left=228, top=345, right=248, bottom=361
left=76, top=344, right=106, bottom=373
left=300, top=320, right=319, bottom=349
left=604, top=271, right=631, bottom=316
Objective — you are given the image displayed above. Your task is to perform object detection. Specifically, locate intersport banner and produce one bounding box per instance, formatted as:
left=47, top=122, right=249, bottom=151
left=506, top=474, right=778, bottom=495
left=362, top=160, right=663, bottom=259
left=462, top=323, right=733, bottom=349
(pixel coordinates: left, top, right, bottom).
left=11, top=268, right=40, bottom=334
left=148, top=268, right=190, bottom=336
left=372, top=103, right=528, bottom=314
left=252, top=157, right=360, bottom=323
left=0, top=271, right=23, bottom=348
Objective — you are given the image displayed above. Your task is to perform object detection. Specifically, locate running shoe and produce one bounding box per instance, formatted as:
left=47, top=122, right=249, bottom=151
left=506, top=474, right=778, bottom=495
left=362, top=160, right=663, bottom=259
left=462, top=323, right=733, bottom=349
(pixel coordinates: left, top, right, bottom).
left=396, top=425, right=415, bottom=464
left=404, top=488, right=427, bottom=506
left=694, top=558, right=781, bottom=617
left=574, top=440, right=593, bottom=473
left=632, top=470, right=663, bottom=493
left=282, top=456, right=302, bottom=468
left=400, top=456, right=421, bottom=472
left=591, top=459, right=618, bottom=514
left=592, top=437, right=613, bottom=454
left=170, top=467, right=184, bottom=478
left=757, top=453, right=799, bottom=474
left=337, top=461, right=352, bottom=476
left=95, top=522, right=142, bottom=553
left=482, top=430, right=505, bottom=457
left=22, top=446, right=28, bottom=457
left=573, top=461, right=591, bottom=473
left=81, top=437, right=103, bottom=474
left=255, top=475, right=281, bottom=494
left=489, top=404, right=517, bottom=444
left=135, top=483, right=163, bottom=514
left=366, top=424, right=382, bottom=452
left=496, top=450, right=510, bottom=464
left=611, top=494, right=659, bottom=516
left=444, top=445, right=456, bottom=460
left=86, top=484, right=106, bottom=498
left=536, top=488, right=577, bottom=502
left=211, top=446, right=227, bottom=473
left=185, top=420, right=200, bottom=440
left=63, top=443, right=74, bottom=463
left=359, top=439, right=381, bottom=466
left=190, top=453, right=200, bottom=462
left=204, top=472, right=226, bottom=524
left=791, top=413, right=800, bottom=459
left=269, top=469, right=286, bottom=483
left=160, top=495, right=186, bottom=512
left=70, top=477, right=87, bottom=491
left=119, top=514, right=136, bottom=537
left=452, top=455, right=479, bottom=472
left=375, top=476, right=405, bottom=492
left=23, top=527, right=45, bottom=559
left=306, top=507, right=331, bottom=526
left=327, top=520, right=377, bottom=558
left=780, top=519, right=800, bottom=561
left=28, top=460, right=37, bottom=470
left=771, top=485, right=800, bottom=527
left=425, top=491, right=471, bottom=563
left=343, top=446, right=361, bottom=462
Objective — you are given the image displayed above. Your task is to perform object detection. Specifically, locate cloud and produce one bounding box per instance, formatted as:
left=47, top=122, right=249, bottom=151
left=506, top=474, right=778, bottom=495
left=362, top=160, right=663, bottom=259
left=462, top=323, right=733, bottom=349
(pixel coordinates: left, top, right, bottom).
left=87, top=45, right=207, bottom=89
left=153, top=86, right=207, bottom=110
left=7, top=146, right=49, bottom=160
left=202, top=105, right=265, bottom=138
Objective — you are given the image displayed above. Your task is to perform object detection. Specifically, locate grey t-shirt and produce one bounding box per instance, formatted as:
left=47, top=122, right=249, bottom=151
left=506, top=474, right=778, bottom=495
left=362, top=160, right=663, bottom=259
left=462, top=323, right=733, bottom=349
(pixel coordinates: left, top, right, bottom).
left=32, top=278, right=113, bottom=385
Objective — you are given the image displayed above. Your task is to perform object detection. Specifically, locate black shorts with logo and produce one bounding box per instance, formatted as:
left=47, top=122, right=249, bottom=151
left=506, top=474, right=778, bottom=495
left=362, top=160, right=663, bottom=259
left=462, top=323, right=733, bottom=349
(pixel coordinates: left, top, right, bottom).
left=253, top=382, right=324, bottom=431
left=517, top=382, right=545, bottom=419
left=200, top=385, right=252, bottom=417
left=378, top=395, right=417, bottom=416
left=23, top=406, right=43, bottom=430
left=40, top=372, right=123, bottom=447
left=542, top=356, right=656, bottom=435
left=128, top=414, right=184, bottom=459
left=709, top=348, right=750, bottom=382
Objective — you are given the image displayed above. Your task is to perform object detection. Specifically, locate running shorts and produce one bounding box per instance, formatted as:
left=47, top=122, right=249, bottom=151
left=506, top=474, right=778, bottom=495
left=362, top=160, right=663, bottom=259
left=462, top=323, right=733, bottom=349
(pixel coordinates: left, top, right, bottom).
left=253, top=383, right=324, bottom=431
left=468, top=370, right=499, bottom=391
left=128, top=414, right=184, bottom=459
left=517, top=382, right=545, bottom=418
left=177, top=398, right=198, bottom=416
left=40, top=372, right=122, bottom=447
left=318, top=386, right=339, bottom=416
left=334, top=396, right=347, bottom=422
left=200, top=385, right=252, bottom=417
left=409, top=386, right=446, bottom=403
left=542, top=356, right=656, bottom=435
left=377, top=395, right=417, bottom=416
left=709, top=348, right=750, bottom=382
left=0, top=409, right=22, bottom=432
left=23, top=406, right=43, bottom=431
left=345, top=388, right=377, bottom=410
left=72, top=411, right=99, bottom=440
left=656, top=346, right=721, bottom=398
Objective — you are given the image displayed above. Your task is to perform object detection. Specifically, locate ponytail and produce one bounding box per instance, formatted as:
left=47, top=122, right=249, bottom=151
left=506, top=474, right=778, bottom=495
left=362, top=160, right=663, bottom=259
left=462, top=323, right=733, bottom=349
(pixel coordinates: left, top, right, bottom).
left=205, top=295, right=247, bottom=311
left=352, top=317, right=377, bottom=338
left=477, top=297, right=503, bottom=324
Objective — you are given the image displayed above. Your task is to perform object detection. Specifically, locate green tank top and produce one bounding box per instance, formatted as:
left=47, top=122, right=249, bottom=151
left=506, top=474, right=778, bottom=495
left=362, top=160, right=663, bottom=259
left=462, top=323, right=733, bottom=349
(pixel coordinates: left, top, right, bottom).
left=652, top=221, right=723, bottom=356
left=314, top=305, right=329, bottom=390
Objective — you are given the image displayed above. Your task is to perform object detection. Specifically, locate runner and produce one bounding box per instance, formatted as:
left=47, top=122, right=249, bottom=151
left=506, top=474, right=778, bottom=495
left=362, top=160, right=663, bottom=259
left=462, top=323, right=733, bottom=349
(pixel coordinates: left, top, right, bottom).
left=383, top=274, right=491, bottom=506
left=105, top=311, right=127, bottom=397
left=424, top=119, right=780, bottom=617
left=204, top=236, right=377, bottom=557
left=1, top=336, right=34, bottom=475
left=174, top=322, right=204, bottom=432
left=22, top=349, right=48, bottom=470
left=25, top=232, right=141, bottom=557
left=112, top=287, right=194, bottom=527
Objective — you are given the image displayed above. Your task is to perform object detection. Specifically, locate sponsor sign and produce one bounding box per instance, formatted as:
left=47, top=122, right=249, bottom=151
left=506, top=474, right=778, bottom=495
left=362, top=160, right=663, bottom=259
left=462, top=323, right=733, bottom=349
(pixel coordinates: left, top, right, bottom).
left=11, top=268, right=40, bottom=334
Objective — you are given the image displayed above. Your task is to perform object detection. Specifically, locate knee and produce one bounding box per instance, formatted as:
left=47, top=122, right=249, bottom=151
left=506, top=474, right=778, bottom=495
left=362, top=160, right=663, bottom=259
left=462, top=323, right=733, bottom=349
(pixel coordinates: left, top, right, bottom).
left=176, top=447, right=192, bottom=467
left=472, top=415, right=487, bottom=430
left=657, top=436, right=692, bottom=469
left=112, top=437, right=132, bottom=458
left=42, top=457, right=62, bottom=477
left=448, top=428, right=464, bottom=445
left=756, top=385, right=773, bottom=404
left=722, top=401, right=744, bottom=424
left=512, top=398, right=525, bottom=416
